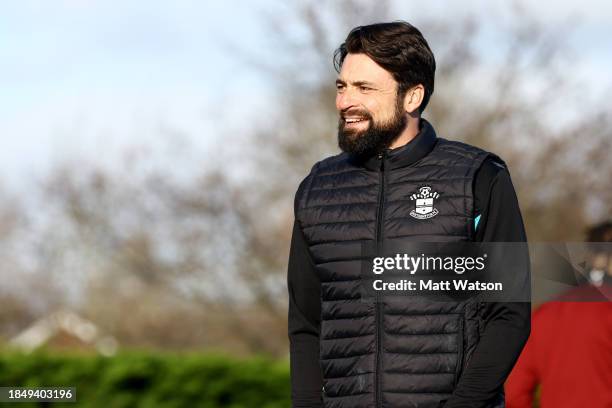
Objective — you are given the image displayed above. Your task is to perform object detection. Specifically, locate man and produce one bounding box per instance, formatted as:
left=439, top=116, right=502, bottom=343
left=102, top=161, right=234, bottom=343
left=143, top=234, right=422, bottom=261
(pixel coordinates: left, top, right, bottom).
left=287, top=21, right=531, bottom=408
left=505, top=221, right=612, bottom=408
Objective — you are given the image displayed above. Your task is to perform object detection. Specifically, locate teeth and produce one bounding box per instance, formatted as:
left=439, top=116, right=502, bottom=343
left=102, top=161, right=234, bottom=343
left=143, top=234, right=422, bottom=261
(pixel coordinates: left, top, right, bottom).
left=345, top=118, right=365, bottom=123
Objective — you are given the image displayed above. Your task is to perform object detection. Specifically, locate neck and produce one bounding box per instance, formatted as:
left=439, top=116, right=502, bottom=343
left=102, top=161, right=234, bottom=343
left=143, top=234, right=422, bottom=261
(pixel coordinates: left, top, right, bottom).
left=389, top=117, right=420, bottom=150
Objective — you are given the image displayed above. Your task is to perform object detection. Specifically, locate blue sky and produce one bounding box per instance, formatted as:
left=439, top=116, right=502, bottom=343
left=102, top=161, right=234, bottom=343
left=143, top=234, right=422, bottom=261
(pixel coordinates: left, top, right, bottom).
left=1, top=0, right=611, bottom=192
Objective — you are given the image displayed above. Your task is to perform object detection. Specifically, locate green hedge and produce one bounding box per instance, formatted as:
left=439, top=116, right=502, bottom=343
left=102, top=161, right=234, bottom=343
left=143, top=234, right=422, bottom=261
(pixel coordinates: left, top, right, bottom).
left=0, top=349, right=542, bottom=407
left=0, top=349, right=291, bottom=408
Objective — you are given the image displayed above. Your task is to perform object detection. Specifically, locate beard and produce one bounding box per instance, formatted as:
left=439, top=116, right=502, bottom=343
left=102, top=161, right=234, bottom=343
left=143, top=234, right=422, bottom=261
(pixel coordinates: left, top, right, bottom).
left=337, top=97, right=407, bottom=158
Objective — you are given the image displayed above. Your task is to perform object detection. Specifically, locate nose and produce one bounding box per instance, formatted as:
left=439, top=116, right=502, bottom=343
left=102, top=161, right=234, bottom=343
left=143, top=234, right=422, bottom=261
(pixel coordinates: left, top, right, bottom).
left=336, top=89, right=357, bottom=112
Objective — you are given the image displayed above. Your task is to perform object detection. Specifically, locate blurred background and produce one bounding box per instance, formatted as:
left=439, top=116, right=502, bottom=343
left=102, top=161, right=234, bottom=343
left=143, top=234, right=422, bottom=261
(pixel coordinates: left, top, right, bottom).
left=0, top=0, right=610, bottom=406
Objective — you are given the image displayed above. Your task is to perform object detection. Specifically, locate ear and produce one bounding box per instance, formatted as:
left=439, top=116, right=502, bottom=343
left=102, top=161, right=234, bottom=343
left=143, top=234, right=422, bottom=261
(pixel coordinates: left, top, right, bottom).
left=403, top=84, right=425, bottom=114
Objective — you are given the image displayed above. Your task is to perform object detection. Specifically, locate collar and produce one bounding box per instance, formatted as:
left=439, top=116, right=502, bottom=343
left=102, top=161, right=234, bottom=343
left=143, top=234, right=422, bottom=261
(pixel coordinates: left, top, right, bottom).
left=351, top=117, right=438, bottom=171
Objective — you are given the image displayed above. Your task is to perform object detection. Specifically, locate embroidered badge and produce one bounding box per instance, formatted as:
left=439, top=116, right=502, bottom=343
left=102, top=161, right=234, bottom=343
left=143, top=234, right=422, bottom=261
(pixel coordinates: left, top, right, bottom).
left=409, top=186, right=440, bottom=219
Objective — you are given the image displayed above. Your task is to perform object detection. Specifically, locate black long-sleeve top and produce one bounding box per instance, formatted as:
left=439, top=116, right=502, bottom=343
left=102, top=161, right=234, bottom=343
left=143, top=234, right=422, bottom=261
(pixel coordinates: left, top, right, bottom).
left=287, top=156, right=532, bottom=408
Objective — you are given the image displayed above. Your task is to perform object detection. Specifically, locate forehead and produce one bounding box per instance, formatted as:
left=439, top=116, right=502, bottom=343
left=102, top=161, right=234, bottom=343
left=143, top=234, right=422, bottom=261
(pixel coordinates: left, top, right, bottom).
left=338, top=53, right=396, bottom=87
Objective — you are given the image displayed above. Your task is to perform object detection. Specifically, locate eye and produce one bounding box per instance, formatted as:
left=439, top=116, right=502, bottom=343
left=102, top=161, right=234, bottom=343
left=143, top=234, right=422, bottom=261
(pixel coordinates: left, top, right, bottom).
left=359, top=85, right=373, bottom=92
left=336, top=83, right=345, bottom=91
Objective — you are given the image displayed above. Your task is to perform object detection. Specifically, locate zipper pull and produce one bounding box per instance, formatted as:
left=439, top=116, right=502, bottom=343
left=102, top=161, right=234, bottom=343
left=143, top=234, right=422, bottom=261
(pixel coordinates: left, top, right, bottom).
left=378, top=150, right=386, bottom=171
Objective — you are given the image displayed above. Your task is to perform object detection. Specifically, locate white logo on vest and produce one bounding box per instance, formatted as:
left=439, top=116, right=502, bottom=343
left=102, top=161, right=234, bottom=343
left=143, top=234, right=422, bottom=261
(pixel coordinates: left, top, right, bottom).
left=409, top=186, right=440, bottom=219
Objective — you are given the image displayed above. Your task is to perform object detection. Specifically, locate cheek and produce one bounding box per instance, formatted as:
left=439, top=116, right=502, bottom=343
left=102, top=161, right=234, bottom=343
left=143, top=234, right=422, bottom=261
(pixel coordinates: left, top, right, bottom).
left=363, top=97, right=383, bottom=115
left=368, top=98, right=395, bottom=121
left=335, top=94, right=342, bottom=109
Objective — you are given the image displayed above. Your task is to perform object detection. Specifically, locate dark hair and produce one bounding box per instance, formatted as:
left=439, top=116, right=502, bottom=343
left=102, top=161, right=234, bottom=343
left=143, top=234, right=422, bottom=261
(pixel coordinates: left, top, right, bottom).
left=333, top=21, right=436, bottom=114
left=586, top=221, right=612, bottom=243
left=585, top=220, right=612, bottom=256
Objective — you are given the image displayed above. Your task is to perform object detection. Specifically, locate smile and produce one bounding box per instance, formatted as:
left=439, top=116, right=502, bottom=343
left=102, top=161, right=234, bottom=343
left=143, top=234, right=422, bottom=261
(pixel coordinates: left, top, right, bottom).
left=344, top=118, right=368, bottom=124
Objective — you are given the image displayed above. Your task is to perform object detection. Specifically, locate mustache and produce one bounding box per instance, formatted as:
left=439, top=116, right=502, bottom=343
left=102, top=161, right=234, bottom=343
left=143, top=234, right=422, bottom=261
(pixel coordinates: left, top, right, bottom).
left=340, top=109, right=372, bottom=119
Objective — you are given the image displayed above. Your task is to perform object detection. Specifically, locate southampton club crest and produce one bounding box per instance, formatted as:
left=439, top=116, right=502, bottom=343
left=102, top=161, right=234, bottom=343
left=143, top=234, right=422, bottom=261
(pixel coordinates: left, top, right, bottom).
left=409, top=186, right=440, bottom=219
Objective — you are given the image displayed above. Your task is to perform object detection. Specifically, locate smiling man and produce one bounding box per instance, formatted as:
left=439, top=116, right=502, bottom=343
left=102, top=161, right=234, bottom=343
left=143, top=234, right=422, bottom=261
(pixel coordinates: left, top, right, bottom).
left=335, top=54, right=423, bottom=156
left=287, top=21, right=531, bottom=408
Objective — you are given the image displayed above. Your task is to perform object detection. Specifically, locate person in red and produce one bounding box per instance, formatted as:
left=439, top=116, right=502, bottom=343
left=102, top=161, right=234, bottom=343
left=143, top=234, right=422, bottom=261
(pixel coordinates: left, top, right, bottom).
left=505, top=221, right=612, bottom=408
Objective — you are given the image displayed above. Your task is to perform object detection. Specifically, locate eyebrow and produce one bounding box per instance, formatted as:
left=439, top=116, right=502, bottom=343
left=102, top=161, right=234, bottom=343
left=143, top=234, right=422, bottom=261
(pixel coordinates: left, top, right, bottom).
left=335, top=79, right=377, bottom=87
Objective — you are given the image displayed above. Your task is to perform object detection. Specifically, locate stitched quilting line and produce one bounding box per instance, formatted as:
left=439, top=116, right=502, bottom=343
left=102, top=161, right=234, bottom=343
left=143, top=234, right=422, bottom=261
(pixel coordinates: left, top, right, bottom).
left=320, top=351, right=373, bottom=361
left=320, top=277, right=363, bottom=283
left=384, top=330, right=460, bottom=335
left=385, top=176, right=472, bottom=187
left=321, top=371, right=374, bottom=380
left=310, top=183, right=378, bottom=192
left=384, top=370, right=455, bottom=375
left=316, top=168, right=366, bottom=178
left=321, top=333, right=374, bottom=341
left=382, top=390, right=454, bottom=395
left=322, top=391, right=371, bottom=399
left=302, top=214, right=471, bottom=231
left=303, top=201, right=378, bottom=211
left=301, top=219, right=376, bottom=228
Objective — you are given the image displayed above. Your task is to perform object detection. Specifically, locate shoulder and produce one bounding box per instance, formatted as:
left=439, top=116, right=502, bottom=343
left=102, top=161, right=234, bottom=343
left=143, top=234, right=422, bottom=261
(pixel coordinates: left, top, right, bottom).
left=475, top=155, right=509, bottom=184
left=473, top=154, right=514, bottom=212
left=297, top=152, right=349, bottom=189
left=434, top=138, right=510, bottom=187
left=435, top=138, right=489, bottom=157
left=293, top=152, right=350, bottom=215
left=311, top=151, right=351, bottom=174
left=439, top=138, right=505, bottom=163
left=433, top=138, right=509, bottom=179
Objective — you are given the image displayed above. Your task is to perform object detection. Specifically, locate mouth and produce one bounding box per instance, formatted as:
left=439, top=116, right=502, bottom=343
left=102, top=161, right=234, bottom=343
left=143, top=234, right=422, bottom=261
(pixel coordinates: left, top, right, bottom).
left=343, top=117, right=369, bottom=128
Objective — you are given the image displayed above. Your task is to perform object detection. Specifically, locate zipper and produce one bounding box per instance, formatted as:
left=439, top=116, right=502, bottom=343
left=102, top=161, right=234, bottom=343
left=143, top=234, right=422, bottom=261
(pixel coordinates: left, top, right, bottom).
left=453, top=315, right=465, bottom=387
left=374, top=150, right=386, bottom=408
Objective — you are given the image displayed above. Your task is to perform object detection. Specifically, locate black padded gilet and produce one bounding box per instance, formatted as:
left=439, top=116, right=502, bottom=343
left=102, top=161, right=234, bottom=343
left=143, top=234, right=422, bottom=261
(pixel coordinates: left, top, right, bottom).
left=295, top=119, right=505, bottom=408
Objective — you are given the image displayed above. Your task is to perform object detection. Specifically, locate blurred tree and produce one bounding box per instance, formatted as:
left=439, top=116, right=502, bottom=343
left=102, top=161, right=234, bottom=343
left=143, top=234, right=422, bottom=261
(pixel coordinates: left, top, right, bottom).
left=218, top=0, right=612, bottom=353
left=1, top=1, right=610, bottom=358
left=234, top=0, right=611, bottom=243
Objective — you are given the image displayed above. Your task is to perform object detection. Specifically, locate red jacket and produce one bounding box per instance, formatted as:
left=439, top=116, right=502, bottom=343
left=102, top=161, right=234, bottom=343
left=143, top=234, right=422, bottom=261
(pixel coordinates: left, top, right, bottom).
left=505, top=282, right=612, bottom=408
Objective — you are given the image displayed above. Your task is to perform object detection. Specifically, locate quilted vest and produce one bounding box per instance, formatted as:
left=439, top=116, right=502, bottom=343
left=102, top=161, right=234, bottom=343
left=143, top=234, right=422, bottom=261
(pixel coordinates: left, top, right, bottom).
left=294, top=118, right=505, bottom=408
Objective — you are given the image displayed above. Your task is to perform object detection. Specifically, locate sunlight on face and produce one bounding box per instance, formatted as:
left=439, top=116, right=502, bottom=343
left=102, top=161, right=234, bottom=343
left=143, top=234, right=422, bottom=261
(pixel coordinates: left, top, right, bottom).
left=335, top=53, right=399, bottom=134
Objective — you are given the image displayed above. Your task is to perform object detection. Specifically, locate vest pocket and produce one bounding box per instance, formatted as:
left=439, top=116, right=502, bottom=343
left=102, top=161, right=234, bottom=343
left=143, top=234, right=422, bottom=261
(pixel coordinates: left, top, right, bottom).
left=453, top=315, right=465, bottom=387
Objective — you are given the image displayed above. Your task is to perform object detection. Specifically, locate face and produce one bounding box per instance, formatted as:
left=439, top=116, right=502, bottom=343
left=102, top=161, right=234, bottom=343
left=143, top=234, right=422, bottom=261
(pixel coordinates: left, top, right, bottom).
left=335, top=53, right=407, bottom=156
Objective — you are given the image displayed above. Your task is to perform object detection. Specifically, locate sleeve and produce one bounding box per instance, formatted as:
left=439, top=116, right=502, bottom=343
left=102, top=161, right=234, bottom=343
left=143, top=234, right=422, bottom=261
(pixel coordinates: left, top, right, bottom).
left=442, top=157, right=532, bottom=408
left=288, top=178, right=324, bottom=407
left=504, top=314, right=540, bottom=408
